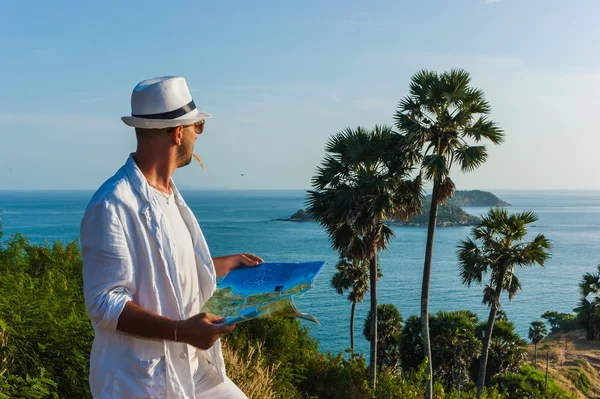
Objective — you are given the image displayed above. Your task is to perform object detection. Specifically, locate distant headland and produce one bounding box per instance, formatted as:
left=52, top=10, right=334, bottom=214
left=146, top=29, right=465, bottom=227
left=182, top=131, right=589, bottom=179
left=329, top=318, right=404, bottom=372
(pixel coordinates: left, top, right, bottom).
left=442, top=190, right=510, bottom=207
left=273, top=190, right=510, bottom=227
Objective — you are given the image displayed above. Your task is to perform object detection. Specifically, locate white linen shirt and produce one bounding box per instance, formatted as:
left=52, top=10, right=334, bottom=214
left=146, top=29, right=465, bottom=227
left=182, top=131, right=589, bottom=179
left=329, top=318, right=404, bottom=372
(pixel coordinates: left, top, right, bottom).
left=81, top=155, right=226, bottom=399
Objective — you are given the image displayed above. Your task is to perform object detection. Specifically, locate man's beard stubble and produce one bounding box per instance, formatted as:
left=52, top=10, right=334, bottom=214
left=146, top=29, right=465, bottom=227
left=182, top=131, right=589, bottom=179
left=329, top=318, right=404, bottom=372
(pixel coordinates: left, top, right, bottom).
left=176, top=142, right=194, bottom=168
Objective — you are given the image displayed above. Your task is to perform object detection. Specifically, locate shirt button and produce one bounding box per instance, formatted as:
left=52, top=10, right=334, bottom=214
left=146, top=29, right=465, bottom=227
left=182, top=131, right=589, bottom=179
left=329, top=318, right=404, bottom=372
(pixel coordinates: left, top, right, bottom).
left=179, top=352, right=187, bottom=359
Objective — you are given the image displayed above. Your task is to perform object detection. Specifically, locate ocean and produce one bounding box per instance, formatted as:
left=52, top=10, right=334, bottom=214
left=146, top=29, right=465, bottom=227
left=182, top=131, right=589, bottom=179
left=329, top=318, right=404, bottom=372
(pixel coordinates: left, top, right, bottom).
left=1, top=189, right=599, bottom=356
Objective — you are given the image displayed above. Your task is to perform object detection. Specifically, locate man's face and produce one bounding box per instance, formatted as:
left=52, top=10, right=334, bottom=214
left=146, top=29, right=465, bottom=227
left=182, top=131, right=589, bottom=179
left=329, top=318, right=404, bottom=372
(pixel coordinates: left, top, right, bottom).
left=176, top=121, right=204, bottom=168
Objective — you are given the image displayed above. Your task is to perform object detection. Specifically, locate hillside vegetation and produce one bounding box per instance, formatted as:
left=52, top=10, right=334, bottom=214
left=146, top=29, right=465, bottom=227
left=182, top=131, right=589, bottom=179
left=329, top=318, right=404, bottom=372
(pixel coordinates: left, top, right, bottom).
left=443, top=190, right=511, bottom=207
left=527, top=331, right=600, bottom=398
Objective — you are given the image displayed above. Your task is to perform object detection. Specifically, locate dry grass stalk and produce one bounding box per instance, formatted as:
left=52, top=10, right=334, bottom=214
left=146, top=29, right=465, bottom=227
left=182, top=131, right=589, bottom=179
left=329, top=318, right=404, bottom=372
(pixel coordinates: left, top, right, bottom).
left=222, top=342, right=280, bottom=399
left=192, top=153, right=205, bottom=170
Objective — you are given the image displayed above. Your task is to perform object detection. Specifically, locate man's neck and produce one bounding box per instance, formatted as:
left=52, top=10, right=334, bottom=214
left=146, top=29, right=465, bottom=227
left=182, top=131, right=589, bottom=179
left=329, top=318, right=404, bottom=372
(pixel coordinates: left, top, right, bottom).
left=132, top=150, right=176, bottom=193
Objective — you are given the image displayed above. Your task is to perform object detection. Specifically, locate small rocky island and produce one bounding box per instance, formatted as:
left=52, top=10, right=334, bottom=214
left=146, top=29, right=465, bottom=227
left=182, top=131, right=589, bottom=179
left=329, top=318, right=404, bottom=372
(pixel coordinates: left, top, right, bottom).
left=274, top=190, right=510, bottom=227
left=289, top=209, right=311, bottom=221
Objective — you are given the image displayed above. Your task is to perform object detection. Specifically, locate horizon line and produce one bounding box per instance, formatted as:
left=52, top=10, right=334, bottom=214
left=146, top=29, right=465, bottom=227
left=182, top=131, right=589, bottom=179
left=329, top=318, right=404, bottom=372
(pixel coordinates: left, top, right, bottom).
left=2, top=188, right=600, bottom=192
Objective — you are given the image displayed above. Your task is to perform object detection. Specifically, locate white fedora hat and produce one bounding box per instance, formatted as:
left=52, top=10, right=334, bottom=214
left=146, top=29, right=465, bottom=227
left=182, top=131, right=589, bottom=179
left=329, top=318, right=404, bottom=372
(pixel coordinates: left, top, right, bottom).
left=121, top=76, right=212, bottom=129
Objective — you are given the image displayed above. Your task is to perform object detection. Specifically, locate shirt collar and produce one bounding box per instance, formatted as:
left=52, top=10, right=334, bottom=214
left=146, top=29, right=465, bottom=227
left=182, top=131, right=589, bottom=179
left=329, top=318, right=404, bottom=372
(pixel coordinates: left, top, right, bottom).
left=124, top=153, right=185, bottom=206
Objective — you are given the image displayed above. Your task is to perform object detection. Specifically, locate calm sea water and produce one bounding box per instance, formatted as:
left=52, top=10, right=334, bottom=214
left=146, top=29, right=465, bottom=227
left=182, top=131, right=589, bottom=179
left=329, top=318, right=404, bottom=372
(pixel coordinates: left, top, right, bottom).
left=1, top=189, right=599, bottom=356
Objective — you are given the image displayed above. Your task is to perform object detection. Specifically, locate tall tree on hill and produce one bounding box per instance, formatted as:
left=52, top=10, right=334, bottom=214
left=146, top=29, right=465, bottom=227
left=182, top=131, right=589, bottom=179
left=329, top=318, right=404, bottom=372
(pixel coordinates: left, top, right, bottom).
left=330, top=257, right=370, bottom=351
left=363, top=303, right=404, bottom=371
left=306, top=125, right=422, bottom=389
left=528, top=321, right=548, bottom=368
left=458, top=208, right=551, bottom=398
left=575, top=264, right=600, bottom=340
left=394, top=68, right=505, bottom=399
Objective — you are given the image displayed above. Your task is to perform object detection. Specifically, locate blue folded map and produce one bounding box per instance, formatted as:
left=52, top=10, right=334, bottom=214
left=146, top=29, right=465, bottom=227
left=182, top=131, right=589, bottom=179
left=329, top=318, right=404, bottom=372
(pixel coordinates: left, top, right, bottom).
left=201, top=261, right=326, bottom=325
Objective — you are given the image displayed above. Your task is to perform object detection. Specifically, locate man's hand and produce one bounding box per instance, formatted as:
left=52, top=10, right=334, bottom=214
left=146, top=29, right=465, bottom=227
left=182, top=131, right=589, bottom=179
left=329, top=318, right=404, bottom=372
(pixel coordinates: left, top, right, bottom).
left=213, top=253, right=264, bottom=277
left=178, top=312, right=236, bottom=350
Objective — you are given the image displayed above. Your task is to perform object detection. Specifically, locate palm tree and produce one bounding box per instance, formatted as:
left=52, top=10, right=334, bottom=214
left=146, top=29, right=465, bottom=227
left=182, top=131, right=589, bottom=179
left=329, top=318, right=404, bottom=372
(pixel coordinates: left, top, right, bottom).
left=394, top=68, right=504, bottom=399
left=363, top=303, right=404, bottom=371
left=330, top=257, right=370, bottom=351
left=431, top=311, right=481, bottom=392
left=528, top=321, right=548, bottom=368
left=306, top=125, right=422, bottom=389
left=458, top=208, right=551, bottom=398
left=575, top=265, right=600, bottom=340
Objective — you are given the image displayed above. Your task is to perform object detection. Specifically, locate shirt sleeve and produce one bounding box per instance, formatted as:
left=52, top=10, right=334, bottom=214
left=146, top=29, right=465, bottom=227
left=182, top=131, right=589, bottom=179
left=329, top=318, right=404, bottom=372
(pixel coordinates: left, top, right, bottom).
left=81, top=200, right=135, bottom=331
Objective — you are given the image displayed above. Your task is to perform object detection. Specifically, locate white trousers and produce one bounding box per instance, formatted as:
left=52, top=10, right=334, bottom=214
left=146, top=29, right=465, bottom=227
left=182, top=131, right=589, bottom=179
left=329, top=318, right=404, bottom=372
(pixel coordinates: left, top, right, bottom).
left=194, top=359, right=247, bottom=399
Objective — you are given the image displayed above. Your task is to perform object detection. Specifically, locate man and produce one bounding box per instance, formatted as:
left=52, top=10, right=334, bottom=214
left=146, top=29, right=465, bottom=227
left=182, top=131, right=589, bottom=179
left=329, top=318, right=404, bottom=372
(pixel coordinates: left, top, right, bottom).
left=81, top=76, right=261, bottom=398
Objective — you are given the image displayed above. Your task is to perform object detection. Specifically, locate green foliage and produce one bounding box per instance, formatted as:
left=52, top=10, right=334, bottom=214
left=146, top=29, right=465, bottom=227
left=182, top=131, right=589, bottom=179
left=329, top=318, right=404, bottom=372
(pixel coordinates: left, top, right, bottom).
left=394, top=68, right=504, bottom=187
left=0, top=231, right=93, bottom=399
left=0, top=370, right=57, bottom=399
left=529, top=321, right=548, bottom=345
left=458, top=208, right=551, bottom=395
left=306, top=125, right=423, bottom=261
left=565, top=368, right=591, bottom=394
left=406, top=201, right=479, bottom=226
left=363, top=304, right=403, bottom=370
left=541, top=311, right=579, bottom=334
left=444, top=190, right=510, bottom=207
left=431, top=311, right=481, bottom=390
left=395, top=68, right=505, bottom=397
left=331, top=258, right=371, bottom=305
left=491, top=365, right=576, bottom=399
left=400, top=311, right=491, bottom=386
left=374, top=360, right=429, bottom=399
left=401, top=312, right=527, bottom=388
left=574, top=265, right=600, bottom=340
left=306, top=124, right=423, bottom=386
left=300, top=351, right=372, bottom=399
left=458, top=208, right=551, bottom=305
left=576, top=371, right=590, bottom=394
left=399, top=315, right=425, bottom=371
left=474, top=319, right=528, bottom=381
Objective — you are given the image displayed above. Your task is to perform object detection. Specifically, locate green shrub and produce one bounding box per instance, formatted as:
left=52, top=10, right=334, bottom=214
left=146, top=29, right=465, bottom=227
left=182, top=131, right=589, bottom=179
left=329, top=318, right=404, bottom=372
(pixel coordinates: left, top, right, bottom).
left=302, top=351, right=372, bottom=399
left=541, top=311, right=578, bottom=334
left=491, top=365, right=576, bottom=399
left=566, top=369, right=590, bottom=394
left=0, top=234, right=93, bottom=399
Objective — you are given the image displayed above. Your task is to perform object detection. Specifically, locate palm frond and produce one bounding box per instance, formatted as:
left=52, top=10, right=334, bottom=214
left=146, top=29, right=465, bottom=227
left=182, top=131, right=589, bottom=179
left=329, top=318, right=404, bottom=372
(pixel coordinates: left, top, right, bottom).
left=579, top=265, right=600, bottom=298
left=455, top=145, right=488, bottom=173
left=457, top=238, right=486, bottom=286
left=464, top=116, right=505, bottom=144
left=422, top=154, right=449, bottom=181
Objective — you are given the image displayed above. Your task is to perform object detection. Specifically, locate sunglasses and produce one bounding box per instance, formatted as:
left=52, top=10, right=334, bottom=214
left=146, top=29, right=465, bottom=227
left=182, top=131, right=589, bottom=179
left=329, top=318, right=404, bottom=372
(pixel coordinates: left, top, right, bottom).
left=167, top=120, right=205, bottom=134
left=188, top=120, right=205, bottom=134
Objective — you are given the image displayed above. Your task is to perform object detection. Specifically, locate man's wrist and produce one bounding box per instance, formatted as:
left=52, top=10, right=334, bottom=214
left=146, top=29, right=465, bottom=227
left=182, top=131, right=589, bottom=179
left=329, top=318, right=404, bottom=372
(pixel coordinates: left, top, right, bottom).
left=176, top=318, right=189, bottom=343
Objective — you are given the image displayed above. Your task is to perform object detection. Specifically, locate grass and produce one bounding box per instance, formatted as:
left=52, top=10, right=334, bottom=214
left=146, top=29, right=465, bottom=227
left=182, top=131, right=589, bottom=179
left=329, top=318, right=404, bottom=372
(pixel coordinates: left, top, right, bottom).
left=527, top=331, right=600, bottom=398
left=222, top=341, right=281, bottom=399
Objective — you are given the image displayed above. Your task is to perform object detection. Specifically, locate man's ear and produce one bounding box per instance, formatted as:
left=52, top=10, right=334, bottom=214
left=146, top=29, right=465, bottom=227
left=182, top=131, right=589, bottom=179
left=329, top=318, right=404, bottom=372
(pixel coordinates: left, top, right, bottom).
left=170, top=126, right=184, bottom=145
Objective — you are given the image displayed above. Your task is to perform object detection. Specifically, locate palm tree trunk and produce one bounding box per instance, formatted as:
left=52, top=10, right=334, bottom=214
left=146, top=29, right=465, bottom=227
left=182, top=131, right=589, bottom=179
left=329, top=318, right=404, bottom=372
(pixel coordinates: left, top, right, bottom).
left=476, top=277, right=504, bottom=399
left=350, top=301, right=356, bottom=352
left=545, top=351, right=549, bottom=390
left=369, top=254, right=378, bottom=390
left=421, top=179, right=440, bottom=399
left=534, top=344, right=537, bottom=369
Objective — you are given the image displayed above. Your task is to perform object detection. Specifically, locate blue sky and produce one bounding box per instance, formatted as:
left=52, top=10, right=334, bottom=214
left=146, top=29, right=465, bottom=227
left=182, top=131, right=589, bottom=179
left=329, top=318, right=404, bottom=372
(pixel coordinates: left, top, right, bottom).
left=1, top=0, right=598, bottom=190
